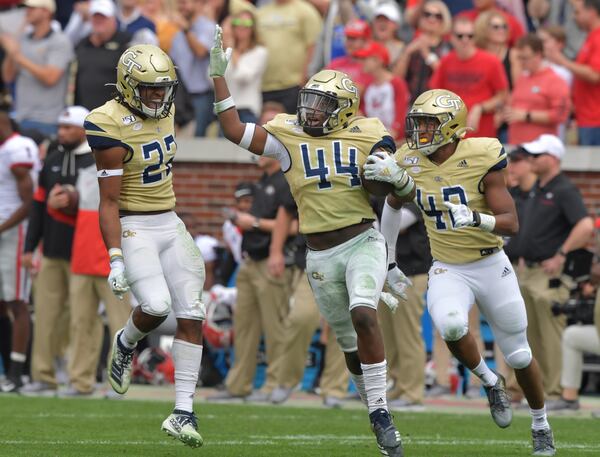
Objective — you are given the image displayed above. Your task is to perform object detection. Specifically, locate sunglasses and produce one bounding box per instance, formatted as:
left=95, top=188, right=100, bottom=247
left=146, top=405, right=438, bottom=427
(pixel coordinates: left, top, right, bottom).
left=232, top=18, right=254, bottom=27
left=490, top=23, right=508, bottom=30
left=423, top=10, right=443, bottom=21
left=454, top=33, right=474, bottom=40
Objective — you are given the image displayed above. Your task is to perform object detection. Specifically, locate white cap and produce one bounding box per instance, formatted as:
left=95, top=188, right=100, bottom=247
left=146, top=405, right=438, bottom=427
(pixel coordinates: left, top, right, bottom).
left=374, top=3, right=401, bottom=24
left=89, top=0, right=116, bottom=17
left=521, top=134, right=565, bottom=161
left=22, top=0, right=56, bottom=13
left=57, top=106, right=90, bottom=128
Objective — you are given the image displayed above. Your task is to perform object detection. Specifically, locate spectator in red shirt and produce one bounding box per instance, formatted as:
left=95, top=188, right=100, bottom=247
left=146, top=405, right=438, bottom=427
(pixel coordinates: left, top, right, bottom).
left=429, top=16, right=509, bottom=138
left=354, top=41, right=408, bottom=142
left=327, top=19, right=373, bottom=95
left=459, top=0, right=525, bottom=47
left=545, top=0, right=600, bottom=145
left=501, top=34, right=570, bottom=145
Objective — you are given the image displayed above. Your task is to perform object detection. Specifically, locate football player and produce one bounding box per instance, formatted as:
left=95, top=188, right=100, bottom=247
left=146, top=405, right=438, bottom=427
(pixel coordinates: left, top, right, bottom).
left=210, top=26, right=411, bottom=457
left=85, top=44, right=206, bottom=448
left=365, top=89, right=556, bottom=456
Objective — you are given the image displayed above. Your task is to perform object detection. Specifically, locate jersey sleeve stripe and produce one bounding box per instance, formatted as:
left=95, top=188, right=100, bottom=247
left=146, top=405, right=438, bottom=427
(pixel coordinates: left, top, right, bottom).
left=369, top=135, right=396, bottom=155
left=83, top=120, right=106, bottom=133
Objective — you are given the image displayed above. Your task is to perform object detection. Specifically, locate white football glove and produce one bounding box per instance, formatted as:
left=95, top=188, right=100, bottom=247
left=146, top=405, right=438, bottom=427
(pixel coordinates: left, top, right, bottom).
left=380, top=291, right=399, bottom=313
left=363, top=152, right=414, bottom=196
left=209, top=25, right=232, bottom=78
left=444, top=201, right=476, bottom=229
left=386, top=265, right=412, bottom=301
left=108, top=258, right=130, bottom=300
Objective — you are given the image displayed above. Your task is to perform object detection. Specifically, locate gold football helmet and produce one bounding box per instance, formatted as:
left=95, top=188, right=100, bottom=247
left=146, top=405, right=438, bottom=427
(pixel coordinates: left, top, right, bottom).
left=297, top=70, right=359, bottom=136
left=116, top=44, right=178, bottom=119
left=405, top=89, right=468, bottom=156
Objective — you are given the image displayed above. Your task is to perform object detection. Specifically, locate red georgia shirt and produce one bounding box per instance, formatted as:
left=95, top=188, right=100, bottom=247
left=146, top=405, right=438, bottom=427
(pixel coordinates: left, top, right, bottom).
left=572, top=26, right=600, bottom=127
left=429, top=49, right=508, bottom=138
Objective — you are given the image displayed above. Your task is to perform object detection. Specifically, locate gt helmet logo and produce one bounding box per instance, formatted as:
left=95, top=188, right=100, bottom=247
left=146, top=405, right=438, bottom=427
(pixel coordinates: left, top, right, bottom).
left=341, top=77, right=357, bottom=95
left=435, top=94, right=462, bottom=110
left=120, top=51, right=143, bottom=74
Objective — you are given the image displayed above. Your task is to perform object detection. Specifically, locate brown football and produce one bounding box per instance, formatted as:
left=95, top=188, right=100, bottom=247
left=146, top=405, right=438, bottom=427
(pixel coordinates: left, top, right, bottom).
left=360, top=170, right=395, bottom=196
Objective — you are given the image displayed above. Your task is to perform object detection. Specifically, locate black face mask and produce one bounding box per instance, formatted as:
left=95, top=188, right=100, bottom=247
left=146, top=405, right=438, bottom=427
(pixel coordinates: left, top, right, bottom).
left=297, top=89, right=338, bottom=136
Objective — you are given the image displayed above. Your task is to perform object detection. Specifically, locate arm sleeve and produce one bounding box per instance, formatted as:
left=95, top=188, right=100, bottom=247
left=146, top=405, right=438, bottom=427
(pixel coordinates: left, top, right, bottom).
left=558, top=186, right=590, bottom=226
left=24, top=170, right=46, bottom=253
left=263, top=133, right=292, bottom=172
left=380, top=200, right=403, bottom=264
left=546, top=79, right=571, bottom=124
left=47, top=34, right=74, bottom=72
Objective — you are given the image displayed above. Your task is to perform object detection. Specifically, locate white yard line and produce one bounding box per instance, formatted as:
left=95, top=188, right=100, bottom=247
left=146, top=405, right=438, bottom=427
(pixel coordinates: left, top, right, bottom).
left=1, top=436, right=599, bottom=451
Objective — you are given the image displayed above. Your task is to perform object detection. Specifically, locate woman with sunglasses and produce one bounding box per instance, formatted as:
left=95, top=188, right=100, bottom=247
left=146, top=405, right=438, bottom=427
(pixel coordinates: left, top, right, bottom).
left=221, top=10, right=267, bottom=124
left=393, top=0, right=452, bottom=104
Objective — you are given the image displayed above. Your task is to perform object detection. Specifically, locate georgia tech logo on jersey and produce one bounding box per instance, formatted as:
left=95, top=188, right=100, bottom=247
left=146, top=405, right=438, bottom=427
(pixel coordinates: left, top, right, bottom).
left=122, top=114, right=137, bottom=125
left=341, top=77, right=358, bottom=95
left=120, top=51, right=143, bottom=73
left=432, top=267, right=447, bottom=275
left=435, top=94, right=462, bottom=110
left=311, top=271, right=325, bottom=281
left=122, top=229, right=137, bottom=238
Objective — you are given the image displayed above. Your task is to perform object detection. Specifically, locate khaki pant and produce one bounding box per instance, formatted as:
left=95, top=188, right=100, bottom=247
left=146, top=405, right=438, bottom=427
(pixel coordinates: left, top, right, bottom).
left=225, top=258, right=292, bottom=396
left=379, top=274, right=427, bottom=403
left=30, top=257, right=71, bottom=386
left=67, top=274, right=131, bottom=393
left=432, top=305, right=485, bottom=388
left=276, top=271, right=348, bottom=397
left=519, top=264, right=568, bottom=397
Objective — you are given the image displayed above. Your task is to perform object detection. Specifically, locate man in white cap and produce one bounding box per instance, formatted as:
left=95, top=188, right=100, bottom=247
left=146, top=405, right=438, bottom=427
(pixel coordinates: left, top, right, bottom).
left=20, top=106, right=97, bottom=395
left=372, top=2, right=404, bottom=66
left=0, top=0, right=73, bottom=135
left=518, top=133, right=595, bottom=400
left=73, top=0, right=131, bottom=110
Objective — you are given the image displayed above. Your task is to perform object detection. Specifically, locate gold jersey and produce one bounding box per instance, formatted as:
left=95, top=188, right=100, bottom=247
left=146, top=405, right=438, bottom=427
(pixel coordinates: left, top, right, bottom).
left=264, top=114, right=392, bottom=234
left=396, top=137, right=507, bottom=264
left=85, top=100, right=176, bottom=212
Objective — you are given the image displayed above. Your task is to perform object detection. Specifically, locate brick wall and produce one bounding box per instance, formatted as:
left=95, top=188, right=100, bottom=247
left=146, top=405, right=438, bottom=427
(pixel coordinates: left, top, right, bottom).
left=567, top=171, right=600, bottom=217
left=173, top=163, right=600, bottom=239
left=173, top=162, right=262, bottom=237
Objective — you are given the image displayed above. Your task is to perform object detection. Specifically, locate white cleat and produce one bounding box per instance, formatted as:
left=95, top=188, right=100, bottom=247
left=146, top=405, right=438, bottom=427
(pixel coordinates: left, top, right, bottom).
left=161, top=409, right=203, bottom=448
left=107, top=330, right=134, bottom=394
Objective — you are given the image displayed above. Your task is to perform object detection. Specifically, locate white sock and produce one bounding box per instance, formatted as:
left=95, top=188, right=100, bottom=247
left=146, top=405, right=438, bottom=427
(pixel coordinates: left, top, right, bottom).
left=530, top=406, right=550, bottom=430
left=172, top=339, right=203, bottom=413
left=472, top=357, right=498, bottom=387
left=10, top=352, right=26, bottom=363
left=120, top=315, right=147, bottom=349
left=350, top=372, right=367, bottom=406
left=361, top=360, right=388, bottom=414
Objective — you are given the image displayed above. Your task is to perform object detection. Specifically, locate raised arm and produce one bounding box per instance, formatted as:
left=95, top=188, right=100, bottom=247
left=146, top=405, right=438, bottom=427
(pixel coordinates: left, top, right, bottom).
left=209, top=26, right=269, bottom=156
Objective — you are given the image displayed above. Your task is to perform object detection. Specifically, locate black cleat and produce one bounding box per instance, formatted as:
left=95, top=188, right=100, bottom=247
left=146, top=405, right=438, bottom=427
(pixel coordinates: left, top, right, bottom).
left=484, top=371, right=513, bottom=428
left=370, top=408, right=403, bottom=457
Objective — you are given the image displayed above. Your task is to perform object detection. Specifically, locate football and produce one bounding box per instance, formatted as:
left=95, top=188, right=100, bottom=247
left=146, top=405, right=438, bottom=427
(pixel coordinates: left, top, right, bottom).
left=361, top=170, right=395, bottom=196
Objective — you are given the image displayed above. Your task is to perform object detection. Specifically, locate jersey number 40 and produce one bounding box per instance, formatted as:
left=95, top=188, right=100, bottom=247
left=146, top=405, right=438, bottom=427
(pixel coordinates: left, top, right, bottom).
left=416, top=186, right=468, bottom=230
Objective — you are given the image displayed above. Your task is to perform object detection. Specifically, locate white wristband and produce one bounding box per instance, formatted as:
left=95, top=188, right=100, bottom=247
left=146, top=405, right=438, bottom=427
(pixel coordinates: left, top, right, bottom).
left=478, top=213, right=496, bottom=232
left=213, top=96, right=235, bottom=114
left=239, top=123, right=256, bottom=149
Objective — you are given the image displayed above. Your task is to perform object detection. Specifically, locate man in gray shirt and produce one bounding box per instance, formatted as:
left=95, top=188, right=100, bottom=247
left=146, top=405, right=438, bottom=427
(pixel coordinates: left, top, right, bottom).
left=0, top=0, right=74, bottom=136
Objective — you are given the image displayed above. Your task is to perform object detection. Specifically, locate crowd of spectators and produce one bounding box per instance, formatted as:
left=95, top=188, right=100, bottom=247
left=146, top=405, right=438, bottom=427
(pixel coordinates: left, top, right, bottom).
left=1, top=0, right=600, bottom=412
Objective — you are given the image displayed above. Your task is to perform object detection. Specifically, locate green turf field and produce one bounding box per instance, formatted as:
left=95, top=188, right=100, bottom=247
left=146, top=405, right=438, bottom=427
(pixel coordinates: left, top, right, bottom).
left=0, top=396, right=598, bottom=457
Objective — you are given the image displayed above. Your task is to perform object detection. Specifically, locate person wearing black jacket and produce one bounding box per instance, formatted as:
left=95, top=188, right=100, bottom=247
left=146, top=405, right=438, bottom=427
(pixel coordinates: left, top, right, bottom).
left=20, top=106, right=94, bottom=395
